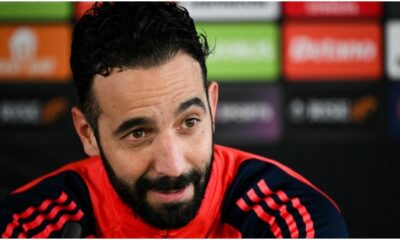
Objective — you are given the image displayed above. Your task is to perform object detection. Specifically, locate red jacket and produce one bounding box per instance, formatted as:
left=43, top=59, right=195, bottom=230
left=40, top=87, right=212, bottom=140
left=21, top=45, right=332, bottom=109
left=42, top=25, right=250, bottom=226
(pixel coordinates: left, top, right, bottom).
left=0, top=145, right=347, bottom=238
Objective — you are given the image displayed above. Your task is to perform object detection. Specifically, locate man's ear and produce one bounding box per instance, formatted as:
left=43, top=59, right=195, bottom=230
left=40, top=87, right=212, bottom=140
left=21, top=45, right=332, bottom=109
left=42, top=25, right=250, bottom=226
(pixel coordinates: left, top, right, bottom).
left=207, top=81, right=219, bottom=132
left=71, top=106, right=100, bottom=157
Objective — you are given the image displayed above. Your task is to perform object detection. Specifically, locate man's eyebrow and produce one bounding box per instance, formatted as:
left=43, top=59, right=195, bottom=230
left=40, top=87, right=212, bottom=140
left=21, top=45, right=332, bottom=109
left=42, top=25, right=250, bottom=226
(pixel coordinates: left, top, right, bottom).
left=113, top=98, right=205, bottom=136
left=113, top=117, right=153, bottom=136
left=176, top=97, right=206, bottom=115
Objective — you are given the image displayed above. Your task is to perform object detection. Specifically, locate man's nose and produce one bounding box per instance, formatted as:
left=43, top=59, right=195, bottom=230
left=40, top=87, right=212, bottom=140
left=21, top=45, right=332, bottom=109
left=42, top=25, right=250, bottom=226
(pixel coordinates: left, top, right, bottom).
left=153, top=132, right=186, bottom=177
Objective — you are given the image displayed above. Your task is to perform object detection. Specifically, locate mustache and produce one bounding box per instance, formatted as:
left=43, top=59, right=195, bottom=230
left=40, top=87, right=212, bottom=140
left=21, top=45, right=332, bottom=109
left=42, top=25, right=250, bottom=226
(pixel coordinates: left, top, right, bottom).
left=136, top=170, right=202, bottom=193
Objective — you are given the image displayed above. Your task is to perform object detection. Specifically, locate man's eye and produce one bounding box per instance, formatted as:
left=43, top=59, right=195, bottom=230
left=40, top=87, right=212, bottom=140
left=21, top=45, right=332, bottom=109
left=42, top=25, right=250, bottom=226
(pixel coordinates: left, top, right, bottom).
left=184, top=118, right=198, bottom=128
left=130, top=129, right=146, bottom=139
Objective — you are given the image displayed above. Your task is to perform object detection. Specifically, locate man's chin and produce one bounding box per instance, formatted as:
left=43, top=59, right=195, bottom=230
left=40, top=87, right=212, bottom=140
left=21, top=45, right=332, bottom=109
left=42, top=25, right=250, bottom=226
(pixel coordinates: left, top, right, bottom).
left=148, top=199, right=194, bottom=216
left=138, top=197, right=200, bottom=230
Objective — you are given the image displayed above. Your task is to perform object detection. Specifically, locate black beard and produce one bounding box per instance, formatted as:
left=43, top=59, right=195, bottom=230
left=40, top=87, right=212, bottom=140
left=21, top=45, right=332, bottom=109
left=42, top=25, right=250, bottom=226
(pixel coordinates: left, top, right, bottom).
left=98, top=144, right=213, bottom=230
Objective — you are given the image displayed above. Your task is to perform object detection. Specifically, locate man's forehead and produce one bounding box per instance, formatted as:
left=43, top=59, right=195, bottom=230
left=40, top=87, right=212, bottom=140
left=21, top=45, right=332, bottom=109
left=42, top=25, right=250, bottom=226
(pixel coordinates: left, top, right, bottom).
left=91, top=53, right=206, bottom=115
left=93, top=53, right=203, bottom=90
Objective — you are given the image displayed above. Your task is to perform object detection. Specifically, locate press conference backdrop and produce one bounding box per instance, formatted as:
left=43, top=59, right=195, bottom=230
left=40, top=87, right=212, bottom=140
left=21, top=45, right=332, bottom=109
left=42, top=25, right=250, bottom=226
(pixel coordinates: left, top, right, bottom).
left=0, top=2, right=399, bottom=237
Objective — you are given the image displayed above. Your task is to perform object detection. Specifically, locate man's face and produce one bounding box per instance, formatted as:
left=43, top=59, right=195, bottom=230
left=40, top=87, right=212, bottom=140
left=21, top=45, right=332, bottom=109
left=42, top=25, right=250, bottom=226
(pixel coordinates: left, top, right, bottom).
left=89, top=53, right=218, bottom=229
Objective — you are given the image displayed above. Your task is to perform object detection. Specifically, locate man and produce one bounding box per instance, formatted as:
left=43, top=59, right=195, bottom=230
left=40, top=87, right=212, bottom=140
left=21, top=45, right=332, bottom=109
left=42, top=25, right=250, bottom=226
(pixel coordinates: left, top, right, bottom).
left=0, top=2, right=347, bottom=238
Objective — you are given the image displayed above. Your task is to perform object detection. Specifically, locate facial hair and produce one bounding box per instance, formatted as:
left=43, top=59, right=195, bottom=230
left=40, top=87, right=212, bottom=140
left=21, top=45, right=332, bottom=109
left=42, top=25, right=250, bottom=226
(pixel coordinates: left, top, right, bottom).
left=98, top=143, right=214, bottom=230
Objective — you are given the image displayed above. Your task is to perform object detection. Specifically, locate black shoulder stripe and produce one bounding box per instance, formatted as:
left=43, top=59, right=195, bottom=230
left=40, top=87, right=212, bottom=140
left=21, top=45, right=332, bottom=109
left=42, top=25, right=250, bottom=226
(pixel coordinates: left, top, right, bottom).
left=222, top=159, right=348, bottom=238
left=0, top=170, right=96, bottom=238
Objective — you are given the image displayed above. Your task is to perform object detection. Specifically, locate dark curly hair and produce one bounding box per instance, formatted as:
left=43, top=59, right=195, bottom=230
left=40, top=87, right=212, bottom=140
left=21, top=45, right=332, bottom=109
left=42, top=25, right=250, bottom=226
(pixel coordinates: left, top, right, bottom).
left=70, top=2, right=210, bottom=130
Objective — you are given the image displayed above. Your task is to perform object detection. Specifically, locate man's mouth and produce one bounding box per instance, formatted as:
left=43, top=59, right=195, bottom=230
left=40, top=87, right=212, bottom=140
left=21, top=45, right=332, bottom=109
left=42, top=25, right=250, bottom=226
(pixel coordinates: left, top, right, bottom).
left=147, top=184, right=194, bottom=204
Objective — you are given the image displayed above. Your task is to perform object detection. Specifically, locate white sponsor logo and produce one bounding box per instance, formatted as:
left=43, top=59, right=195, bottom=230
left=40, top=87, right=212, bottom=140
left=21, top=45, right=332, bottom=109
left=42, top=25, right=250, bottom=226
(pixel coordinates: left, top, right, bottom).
left=305, top=2, right=359, bottom=15
left=0, top=97, right=68, bottom=126
left=0, top=100, right=41, bottom=125
left=179, top=2, right=279, bottom=20
left=217, top=101, right=275, bottom=123
left=289, top=98, right=351, bottom=124
left=288, top=96, right=377, bottom=124
left=289, top=35, right=377, bottom=63
left=212, top=39, right=275, bottom=62
left=0, top=27, right=55, bottom=76
left=386, top=21, right=400, bottom=80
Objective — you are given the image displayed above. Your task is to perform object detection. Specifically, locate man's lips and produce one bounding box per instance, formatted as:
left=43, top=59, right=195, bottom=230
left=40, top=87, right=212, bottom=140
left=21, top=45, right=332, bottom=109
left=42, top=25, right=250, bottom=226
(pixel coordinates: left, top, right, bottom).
left=148, top=184, right=194, bottom=203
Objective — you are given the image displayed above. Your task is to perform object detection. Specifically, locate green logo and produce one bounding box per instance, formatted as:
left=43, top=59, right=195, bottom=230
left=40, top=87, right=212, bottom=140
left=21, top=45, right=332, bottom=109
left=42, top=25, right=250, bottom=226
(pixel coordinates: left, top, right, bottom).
left=196, top=23, right=280, bottom=82
left=0, top=2, right=72, bottom=21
